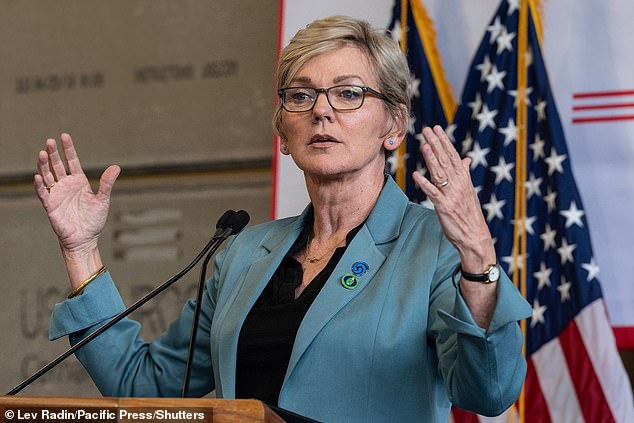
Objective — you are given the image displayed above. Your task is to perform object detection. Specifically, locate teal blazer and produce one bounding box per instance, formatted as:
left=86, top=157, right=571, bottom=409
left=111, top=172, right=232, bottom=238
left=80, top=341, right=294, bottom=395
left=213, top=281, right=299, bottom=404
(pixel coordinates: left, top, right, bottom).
left=50, top=177, right=531, bottom=422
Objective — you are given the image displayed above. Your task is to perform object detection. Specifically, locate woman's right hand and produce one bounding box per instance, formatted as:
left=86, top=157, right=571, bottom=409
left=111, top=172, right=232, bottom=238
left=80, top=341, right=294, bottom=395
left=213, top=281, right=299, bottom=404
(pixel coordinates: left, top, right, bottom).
left=34, top=133, right=120, bottom=287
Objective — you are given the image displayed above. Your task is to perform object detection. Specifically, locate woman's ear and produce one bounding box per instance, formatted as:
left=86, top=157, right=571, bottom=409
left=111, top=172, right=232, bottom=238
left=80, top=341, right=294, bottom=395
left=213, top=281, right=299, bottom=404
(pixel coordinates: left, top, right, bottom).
left=383, top=107, right=408, bottom=151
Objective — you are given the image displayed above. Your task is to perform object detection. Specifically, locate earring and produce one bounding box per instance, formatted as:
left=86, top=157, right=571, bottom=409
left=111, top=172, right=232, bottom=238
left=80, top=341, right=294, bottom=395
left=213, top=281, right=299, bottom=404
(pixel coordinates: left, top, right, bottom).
left=389, top=139, right=394, bottom=145
left=283, top=145, right=288, bottom=152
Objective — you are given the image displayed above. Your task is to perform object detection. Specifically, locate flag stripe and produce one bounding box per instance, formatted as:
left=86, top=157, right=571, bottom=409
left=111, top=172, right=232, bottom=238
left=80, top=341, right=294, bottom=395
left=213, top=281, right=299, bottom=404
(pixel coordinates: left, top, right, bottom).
left=575, top=300, right=634, bottom=422
left=573, top=89, right=634, bottom=98
left=532, top=337, right=583, bottom=423
left=524, top=359, right=552, bottom=423
left=559, top=317, right=616, bottom=422
left=573, top=102, right=634, bottom=111
left=572, top=115, right=634, bottom=124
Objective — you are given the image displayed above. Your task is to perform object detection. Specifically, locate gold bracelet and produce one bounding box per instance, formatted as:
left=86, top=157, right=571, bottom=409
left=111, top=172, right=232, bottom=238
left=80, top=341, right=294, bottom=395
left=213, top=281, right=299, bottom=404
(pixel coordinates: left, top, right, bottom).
left=68, top=265, right=107, bottom=299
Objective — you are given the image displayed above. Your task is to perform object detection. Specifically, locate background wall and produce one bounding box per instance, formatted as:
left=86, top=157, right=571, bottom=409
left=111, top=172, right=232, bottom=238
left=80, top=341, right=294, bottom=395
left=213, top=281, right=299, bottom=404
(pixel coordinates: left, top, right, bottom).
left=0, top=0, right=278, bottom=396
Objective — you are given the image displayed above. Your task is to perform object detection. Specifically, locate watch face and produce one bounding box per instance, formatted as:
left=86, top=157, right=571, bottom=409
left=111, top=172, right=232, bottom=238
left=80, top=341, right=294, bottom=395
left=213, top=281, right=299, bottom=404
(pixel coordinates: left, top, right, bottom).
left=488, top=265, right=501, bottom=282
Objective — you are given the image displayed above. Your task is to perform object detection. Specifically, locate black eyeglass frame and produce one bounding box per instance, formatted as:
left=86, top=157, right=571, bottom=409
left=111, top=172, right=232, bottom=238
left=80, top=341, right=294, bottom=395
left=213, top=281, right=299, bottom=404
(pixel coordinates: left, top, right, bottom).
left=277, top=85, right=391, bottom=112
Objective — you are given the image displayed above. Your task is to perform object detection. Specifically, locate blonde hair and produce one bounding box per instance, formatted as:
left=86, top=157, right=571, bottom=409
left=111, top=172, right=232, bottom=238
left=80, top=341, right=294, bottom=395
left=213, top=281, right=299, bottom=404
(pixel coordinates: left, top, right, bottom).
left=273, top=15, right=411, bottom=140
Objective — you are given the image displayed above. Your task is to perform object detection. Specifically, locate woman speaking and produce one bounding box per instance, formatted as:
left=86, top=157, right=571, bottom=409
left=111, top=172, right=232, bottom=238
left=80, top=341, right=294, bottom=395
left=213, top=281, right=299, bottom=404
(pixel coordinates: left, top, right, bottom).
left=35, top=16, right=531, bottom=423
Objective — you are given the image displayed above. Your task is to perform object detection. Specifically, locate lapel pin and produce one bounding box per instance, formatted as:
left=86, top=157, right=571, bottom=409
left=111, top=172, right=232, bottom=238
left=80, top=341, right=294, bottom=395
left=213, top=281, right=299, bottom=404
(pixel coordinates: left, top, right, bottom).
left=341, top=273, right=359, bottom=289
left=351, top=261, right=369, bottom=277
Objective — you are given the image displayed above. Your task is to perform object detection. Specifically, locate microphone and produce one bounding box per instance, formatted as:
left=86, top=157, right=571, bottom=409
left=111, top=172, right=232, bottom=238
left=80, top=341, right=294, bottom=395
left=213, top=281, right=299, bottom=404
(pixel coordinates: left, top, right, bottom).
left=181, top=210, right=250, bottom=397
left=7, top=209, right=244, bottom=395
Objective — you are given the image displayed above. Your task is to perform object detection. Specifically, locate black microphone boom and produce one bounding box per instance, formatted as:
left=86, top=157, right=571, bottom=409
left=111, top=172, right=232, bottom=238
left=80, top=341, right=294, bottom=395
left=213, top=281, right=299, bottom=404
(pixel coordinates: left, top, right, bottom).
left=181, top=210, right=250, bottom=397
left=7, top=209, right=243, bottom=395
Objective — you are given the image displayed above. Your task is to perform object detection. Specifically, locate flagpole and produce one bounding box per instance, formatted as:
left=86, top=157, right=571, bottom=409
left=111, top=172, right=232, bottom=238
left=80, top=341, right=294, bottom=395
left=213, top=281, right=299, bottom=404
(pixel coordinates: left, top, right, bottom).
left=515, top=0, right=530, bottom=422
left=396, top=0, right=409, bottom=190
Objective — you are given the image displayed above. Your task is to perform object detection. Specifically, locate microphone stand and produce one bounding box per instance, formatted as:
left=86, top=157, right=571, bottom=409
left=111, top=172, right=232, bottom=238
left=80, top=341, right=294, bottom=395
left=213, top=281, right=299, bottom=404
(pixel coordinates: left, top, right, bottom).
left=7, top=223, right=233, bottom=395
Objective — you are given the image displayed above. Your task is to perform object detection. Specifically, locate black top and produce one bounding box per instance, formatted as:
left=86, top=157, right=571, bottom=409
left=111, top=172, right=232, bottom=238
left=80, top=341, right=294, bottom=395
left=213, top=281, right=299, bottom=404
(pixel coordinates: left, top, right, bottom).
left=235, top=211, right=362, bottom=405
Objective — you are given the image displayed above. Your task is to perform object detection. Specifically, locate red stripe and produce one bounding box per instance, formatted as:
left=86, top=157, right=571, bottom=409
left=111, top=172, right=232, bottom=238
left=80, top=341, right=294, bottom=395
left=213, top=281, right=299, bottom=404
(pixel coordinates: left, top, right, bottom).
left=614, top=326, right=634, bottom=349
left=451, top=407, right=480, bottom=423
left=573, top=89, right=634, bottom=99
left=573, top=102, right=634, bottom=111
left=270, top=0, right=285, bottom=220
left=572, top=115, right=634, bottom=124
left=524, top=358, right=552, bottom=423
left=559, top=321, right=616, bottom=423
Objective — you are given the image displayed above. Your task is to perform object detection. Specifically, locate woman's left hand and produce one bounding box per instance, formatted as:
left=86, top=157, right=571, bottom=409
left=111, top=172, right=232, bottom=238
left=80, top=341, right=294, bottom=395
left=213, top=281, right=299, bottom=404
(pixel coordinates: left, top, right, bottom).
left=412, top=125, right=496, bottom=273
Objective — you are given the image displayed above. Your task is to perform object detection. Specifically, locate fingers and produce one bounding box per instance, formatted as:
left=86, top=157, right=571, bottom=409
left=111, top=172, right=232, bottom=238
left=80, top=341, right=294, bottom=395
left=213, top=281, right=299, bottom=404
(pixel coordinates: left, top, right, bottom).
left=36, top=148, right=56, bottom=189
left=46, top=138, right=68, bottom=182
left=420, top=125, right=462, bottom=186
left=33, top=173, right=49, bottom=204
left=60, top=133, right=84, bottom=175
left=98, top=165, right=121, bottom=198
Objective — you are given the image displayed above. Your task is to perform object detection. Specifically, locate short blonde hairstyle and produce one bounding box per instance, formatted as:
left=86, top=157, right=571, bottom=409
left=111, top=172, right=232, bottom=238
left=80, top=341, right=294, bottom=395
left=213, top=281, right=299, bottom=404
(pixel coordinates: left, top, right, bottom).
left=273, top=15, right=411, bottom=140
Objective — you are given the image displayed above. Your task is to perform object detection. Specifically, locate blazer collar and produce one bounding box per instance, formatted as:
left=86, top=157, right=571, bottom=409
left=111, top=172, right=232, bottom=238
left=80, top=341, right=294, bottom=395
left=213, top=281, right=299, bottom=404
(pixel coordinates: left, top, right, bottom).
left=217, top=176, right=410, bottom=397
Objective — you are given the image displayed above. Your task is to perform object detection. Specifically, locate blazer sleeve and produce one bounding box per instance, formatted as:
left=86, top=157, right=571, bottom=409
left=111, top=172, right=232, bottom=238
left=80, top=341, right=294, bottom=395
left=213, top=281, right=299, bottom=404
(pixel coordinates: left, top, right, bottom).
left=427, top=235, right=532, bottom=416
left=48, top=242, right=233, bottom=398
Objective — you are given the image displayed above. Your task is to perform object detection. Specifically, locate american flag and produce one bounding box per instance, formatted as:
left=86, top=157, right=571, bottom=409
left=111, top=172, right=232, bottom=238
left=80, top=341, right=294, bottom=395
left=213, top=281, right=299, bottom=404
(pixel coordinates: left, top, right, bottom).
left=387, top=0, right=455, bottom=205
left=389, top=0, right=634, bottom=421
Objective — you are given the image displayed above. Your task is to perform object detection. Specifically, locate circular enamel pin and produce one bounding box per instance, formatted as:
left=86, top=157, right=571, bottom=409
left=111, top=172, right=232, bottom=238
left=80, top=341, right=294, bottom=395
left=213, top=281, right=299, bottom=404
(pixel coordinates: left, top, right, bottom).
left=351, top=261, right=369, bottom=277
left=341, top=273, right=359, bottom=289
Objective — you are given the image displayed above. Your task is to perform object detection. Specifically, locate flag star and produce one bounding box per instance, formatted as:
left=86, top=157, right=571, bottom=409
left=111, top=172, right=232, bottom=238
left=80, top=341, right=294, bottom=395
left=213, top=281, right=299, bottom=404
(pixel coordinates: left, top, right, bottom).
left=474, top=185, right=483, bottom=197
left=525, top=47, right=534, bottom=68
left=544, top=148, right=567, bottom=175
left=501, top=252, right=527, bottom=276
left=467, top=142, right=490, bottom=169
left=582, top=257, right=600, bottom=281
left=386, top=154, right=398, bottom=175
left=461, top=134, right=474, bottom=155
left=476, top=56, right=493, bottom=81
left=415, top=161, right=427, bottom=177
left=476, top=104, right=498, bottom=131
left=525, top=173, right=543, bottom=198
left=496, top=27, right=516, bottom=54
left=485, top=65, right=507, bottom=92
left=560, top=200, right=585, bottom=228
left=508, top=87, right=533, bottom=107
left=408, top=115, right=417, bottom=134
left=530, top=134, right=545, bottom=160
left=507, top=0, right=520, bottom=15
left=410, top=77, right=421, bottom=98
left=534, top=262, right=552, bottom=290
left=486, top=17, right=503, bottom=43
left=445, top=123, right=457, bottom=142
left=483, top=193, right=506, bottom=222
left=415, top=130, right=428, bottom=148
left=540, top=224, right=557, bottom=251
left=498, top=118, right=517, bottom=146
left=535, top=99, right=547, bottom=121
left=558, top=276, right=572, bottom=302
left=512, top=215, right=537, bottom=236
left=467, top=92, right=483, bottom=118
left=557, top=238, right=577, bottom=265
left=544, top=187, right=557, bottom=212
left=530, top=299, right=547, bottom=327
left=390, top=21, right=402, bottom=45
left=491, top=157, right=515, bottom=184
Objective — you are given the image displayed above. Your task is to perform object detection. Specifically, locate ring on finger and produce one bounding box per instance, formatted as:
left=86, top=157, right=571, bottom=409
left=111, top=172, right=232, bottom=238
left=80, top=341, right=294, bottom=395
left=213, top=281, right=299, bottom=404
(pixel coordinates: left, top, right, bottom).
left=45, top=182, right=56, bottom=192
left=434, top=179, right=449, bottom=188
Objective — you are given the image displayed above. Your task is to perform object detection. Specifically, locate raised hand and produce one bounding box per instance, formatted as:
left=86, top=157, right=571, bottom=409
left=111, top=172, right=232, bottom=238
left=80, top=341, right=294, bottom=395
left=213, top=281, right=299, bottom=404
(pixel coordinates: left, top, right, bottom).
left=413, top=125, right=498, bottom=326
left=34, top=133, right=120, bottom=287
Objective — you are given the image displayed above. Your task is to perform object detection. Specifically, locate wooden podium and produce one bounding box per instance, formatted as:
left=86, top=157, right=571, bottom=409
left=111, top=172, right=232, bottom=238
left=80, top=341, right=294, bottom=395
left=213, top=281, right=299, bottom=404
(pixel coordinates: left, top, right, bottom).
left=0, top=396, right=285, bottom=422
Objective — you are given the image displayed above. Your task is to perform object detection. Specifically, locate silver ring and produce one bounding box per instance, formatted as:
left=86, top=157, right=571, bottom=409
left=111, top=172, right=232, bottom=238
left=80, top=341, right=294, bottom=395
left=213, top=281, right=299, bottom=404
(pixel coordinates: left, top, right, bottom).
left=435, top=179, right=449, bottom=188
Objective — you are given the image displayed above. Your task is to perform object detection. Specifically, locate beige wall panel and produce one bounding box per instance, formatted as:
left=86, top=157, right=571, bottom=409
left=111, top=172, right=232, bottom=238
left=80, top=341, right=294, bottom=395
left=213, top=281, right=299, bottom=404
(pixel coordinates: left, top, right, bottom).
left=0, top=170, right=272, bottom=396
left=0, top=1, right=278, bottom=177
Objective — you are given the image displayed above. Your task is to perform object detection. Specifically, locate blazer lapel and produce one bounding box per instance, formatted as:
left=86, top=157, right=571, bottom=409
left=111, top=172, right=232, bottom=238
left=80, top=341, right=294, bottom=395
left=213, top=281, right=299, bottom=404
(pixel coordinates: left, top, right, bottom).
left=216, top=210, right=308, bottom=396
left=283, top=177, right=409, bottom=384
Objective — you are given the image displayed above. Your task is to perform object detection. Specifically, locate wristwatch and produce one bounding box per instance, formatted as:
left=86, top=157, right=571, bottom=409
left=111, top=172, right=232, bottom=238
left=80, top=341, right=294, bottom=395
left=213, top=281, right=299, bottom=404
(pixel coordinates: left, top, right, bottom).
left=460, top=264, right=501, bottom=284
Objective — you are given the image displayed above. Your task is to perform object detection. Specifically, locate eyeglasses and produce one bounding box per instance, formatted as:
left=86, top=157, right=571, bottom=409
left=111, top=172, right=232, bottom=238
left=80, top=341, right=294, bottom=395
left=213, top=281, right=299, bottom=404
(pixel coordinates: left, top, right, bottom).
left=277, top=84, right=390, bottom=112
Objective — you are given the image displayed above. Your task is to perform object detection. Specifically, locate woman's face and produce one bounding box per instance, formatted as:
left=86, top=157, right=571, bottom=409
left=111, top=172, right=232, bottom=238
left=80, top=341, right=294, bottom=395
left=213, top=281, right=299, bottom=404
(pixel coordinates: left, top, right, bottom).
left=279, top=46, right=401, bottom=181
